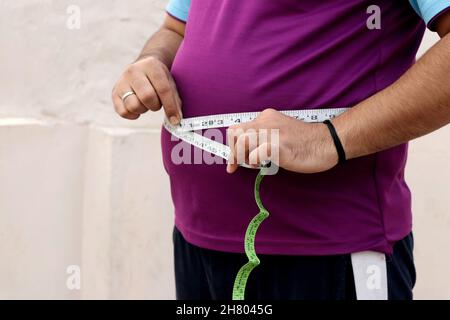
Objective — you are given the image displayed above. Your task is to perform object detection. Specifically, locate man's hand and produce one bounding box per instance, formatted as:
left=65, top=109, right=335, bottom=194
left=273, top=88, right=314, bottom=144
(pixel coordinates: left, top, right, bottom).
left=226, top=108, right=339, bottom=174
left=112, top=56, right=182, bottom=123
left=112, top=14, right=185, bottom=123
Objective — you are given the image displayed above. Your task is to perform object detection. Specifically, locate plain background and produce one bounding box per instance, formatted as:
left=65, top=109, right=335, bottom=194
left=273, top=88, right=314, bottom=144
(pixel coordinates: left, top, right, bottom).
left=0, top=0, right=449, bottom=299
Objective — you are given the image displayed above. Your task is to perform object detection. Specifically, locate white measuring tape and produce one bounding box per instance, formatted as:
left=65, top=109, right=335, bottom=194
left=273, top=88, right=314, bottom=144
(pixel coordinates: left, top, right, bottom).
left=163, top=108, right=348, bottom=162
left=163, top=107, right=388, bottom=300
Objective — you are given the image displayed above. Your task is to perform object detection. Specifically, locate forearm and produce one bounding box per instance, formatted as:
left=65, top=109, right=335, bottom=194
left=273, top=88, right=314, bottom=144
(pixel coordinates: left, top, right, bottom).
left=136, top=16, right=185, bottom=67
left=333, top=33, right=450, bottom=159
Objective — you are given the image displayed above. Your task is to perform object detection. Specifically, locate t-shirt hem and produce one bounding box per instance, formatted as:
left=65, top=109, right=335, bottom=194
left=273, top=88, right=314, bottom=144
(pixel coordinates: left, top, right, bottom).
left=175, top=221, right=403, bottom=256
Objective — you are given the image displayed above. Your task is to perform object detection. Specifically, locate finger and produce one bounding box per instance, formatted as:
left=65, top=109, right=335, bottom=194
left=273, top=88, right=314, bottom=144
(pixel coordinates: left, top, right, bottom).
left=226, top=150, right=239, bottom=174
left=112, top=91, right=140, bottom=120
left=130, top=76, right=162, bottom=112
left=227, top=127, right=245, bottom=150
left=235, top=130, right=259, bottom=166
left=249, top=142, right=272, bottom=167
left=148, top=67, right=182, bottom=124
left=122, top=91, right=147, bottom=116
left=226, top=127, right=244, bottom=173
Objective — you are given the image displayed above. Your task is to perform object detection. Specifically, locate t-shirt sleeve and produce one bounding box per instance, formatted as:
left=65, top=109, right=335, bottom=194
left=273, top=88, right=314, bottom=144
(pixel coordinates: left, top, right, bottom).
left=409, top=0, right=450, bottom=30
left=166, top=0, right=191, bottom=22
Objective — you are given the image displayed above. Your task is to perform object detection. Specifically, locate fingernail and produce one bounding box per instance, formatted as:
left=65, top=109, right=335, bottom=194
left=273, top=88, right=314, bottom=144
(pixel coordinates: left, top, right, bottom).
left=170, top=116, right=179, bottom=125
left=226, top=164, right=232, bottom=173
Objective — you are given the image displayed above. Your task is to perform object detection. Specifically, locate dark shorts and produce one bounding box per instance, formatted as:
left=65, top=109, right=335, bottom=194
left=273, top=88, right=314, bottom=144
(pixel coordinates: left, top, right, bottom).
left=173, top=227, right=416, bottom=300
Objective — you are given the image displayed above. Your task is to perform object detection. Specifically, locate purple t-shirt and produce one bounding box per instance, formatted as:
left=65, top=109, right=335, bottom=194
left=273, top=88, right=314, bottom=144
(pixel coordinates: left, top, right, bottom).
left=161, top=0, right=445, bottom=255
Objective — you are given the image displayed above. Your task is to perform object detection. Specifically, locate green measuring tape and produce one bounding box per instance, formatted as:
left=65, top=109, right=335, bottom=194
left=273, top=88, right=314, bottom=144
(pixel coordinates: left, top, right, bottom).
left=232, top=168, right=270, bottom=300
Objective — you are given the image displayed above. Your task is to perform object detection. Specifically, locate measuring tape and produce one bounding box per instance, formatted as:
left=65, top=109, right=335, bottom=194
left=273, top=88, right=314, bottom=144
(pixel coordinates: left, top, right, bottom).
left=232, top=169, right=270, bottom=300
left=163, top=108, right=347, bottom=163
left=163, top=108, right=348, bottom=300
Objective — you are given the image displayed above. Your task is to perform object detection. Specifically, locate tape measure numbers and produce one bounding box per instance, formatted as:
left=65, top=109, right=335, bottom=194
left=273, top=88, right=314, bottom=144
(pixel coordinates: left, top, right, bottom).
left=163, top=108, right=348, bottom=300
left=232, top=169, right=269, bottom=300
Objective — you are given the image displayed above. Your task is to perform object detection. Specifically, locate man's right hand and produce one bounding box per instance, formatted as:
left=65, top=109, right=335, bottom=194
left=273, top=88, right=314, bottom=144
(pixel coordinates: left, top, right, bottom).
left=112, top=55, right=182, bottom=124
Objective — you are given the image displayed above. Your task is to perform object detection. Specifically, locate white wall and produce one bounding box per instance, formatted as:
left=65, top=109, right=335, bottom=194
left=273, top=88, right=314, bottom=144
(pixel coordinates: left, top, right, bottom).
left=0, top=1, right=449, bottom=299
left=0, top=0, right=173, bottom=300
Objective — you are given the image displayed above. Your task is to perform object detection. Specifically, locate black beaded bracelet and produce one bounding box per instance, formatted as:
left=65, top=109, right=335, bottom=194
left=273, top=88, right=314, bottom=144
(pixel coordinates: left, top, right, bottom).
left=323, top=120, right=346, bottom=164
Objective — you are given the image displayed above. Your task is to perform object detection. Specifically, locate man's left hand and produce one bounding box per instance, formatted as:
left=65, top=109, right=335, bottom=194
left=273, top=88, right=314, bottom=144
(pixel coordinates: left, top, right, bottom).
left=226, top=108, right=339, bottom=174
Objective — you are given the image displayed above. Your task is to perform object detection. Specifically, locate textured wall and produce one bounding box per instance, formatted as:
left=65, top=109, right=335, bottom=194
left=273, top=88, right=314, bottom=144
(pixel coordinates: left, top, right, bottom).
left=0, top=0, right=449, bottom=299
left=0, top=0, right=166, bottom=128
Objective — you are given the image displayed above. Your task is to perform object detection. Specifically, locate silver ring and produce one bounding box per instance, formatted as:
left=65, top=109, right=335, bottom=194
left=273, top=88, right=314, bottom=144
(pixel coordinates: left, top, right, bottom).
left=121, top=91, right=136, bottom=102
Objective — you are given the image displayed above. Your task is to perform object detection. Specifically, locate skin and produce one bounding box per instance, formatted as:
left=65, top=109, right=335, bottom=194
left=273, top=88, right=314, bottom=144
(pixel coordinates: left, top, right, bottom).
left=112, top=12, right=450, bottom=175
left=112, top=15, right=185, bottom=123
